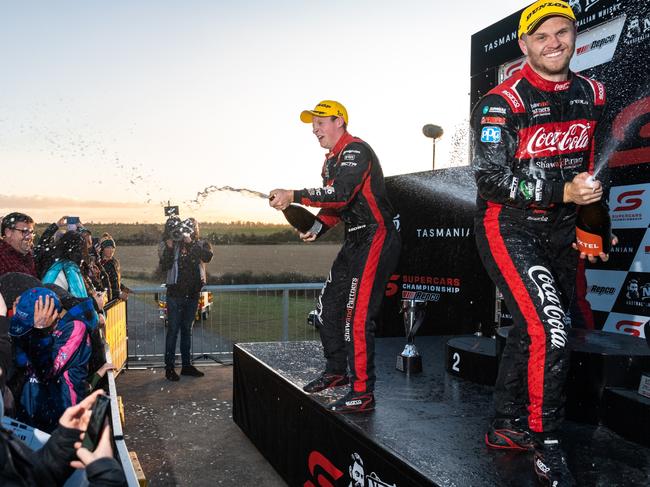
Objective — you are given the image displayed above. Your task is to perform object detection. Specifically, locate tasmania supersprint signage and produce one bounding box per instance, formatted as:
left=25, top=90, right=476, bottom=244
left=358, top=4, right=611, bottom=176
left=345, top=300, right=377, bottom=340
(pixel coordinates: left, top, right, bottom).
left=381, top=167, right=494, bottom=336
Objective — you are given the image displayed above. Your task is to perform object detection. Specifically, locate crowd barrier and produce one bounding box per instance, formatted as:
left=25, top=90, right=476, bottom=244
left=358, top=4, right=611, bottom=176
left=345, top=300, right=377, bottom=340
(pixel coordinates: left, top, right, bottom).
left=127, top=283, right=323, bottom=366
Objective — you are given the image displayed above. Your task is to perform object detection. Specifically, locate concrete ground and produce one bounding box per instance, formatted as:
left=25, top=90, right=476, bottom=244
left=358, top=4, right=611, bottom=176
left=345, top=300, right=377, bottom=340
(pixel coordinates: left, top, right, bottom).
left=116, top=364, right=287, bottom=486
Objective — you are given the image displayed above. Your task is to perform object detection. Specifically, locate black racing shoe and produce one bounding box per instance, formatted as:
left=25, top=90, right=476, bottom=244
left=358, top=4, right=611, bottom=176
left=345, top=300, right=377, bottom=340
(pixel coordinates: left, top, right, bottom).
left=303, top=372, right=349, bottom=393
left=485, top=417, right=535, bottom=451
left=165, top=368, right=180, bottom=381
left=181, top=365, right=205, bottom=377
left=533, top=438, right=576, bottom=487
left=328, top=390, right=375, bottom=414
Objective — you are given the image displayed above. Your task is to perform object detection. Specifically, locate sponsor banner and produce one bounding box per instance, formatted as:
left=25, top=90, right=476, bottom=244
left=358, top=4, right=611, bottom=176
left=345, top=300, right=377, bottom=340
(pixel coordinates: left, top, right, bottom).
left=631, top=227, right=650, bottom=273
left=498, top=57, right=526, bottom=83
left=590, top=228, right=648, bottom=271
left=572, top=15, right=627, bottom=72
left=383, top=167, right=493, bottom=336
left=585, top=269, right=628, bottom=311
left=611, top=271, right=650, bottom=315
left=623, top=9, right=650, bottom=46
left=609, top=183, right=650, bottom=229
left=601, top=312, right=648, bottom=338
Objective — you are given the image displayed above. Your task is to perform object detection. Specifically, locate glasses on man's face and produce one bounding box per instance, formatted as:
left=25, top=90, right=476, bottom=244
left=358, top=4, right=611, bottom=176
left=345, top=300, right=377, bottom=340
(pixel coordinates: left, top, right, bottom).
left=10, top=227, right=36, bottom=239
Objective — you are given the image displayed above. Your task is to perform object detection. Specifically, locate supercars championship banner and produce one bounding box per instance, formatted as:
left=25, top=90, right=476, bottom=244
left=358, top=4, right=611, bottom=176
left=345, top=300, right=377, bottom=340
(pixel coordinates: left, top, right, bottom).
left=470, top=0, right=650, bottom=339
left=380, top=167, right=494, bottom=337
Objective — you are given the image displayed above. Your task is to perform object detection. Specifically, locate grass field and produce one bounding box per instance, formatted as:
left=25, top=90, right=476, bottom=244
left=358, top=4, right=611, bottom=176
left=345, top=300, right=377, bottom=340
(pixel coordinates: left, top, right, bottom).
left=118, top=244, right=340, bottom=282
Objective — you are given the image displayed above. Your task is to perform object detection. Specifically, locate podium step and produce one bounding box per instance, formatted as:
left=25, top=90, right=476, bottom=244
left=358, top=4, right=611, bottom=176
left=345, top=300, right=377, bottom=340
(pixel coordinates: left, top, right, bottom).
left=603, top=387, right=650, bottom=447
left=445, top=336, right=497, bottom=385
left=465, top=327, right=650, bottom=433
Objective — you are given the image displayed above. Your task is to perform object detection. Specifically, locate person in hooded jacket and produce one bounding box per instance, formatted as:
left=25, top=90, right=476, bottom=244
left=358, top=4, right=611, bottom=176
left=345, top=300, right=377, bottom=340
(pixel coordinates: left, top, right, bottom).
left=0, top=289, right=126, bottom=486
left=10, top=288, right=93, bottom=432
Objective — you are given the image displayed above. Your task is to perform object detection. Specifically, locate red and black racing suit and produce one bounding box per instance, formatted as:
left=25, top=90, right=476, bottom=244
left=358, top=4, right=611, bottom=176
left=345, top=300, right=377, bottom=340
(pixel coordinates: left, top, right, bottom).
left=471, top=63, right=606, bottom=434
left=294, top=132, right=401, bottom=394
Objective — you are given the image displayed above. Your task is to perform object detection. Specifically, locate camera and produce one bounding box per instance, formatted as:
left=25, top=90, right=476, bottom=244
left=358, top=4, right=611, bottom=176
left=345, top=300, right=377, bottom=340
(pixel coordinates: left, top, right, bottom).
left=164, top=216, right=195, bottom=242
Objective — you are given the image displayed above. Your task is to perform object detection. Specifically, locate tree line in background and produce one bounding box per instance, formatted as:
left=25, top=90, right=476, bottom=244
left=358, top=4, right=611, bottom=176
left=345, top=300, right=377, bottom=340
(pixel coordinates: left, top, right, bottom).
left=33, top=221, right=344, bottom=245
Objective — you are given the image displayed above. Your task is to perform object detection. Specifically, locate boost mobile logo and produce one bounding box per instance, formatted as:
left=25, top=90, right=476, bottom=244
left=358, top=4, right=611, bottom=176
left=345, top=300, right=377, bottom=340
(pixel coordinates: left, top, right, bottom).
left=528, top=265, right=568, bottom=349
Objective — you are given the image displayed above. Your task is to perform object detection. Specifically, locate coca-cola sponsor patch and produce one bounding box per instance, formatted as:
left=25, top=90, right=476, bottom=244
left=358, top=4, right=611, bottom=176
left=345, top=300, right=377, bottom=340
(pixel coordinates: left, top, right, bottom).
left=515, top=119, right=595, bottom=158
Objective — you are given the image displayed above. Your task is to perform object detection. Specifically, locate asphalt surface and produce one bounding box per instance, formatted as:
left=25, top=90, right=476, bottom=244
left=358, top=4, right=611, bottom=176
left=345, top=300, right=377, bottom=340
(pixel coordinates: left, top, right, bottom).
left=116, top=365, right=287, bottom=486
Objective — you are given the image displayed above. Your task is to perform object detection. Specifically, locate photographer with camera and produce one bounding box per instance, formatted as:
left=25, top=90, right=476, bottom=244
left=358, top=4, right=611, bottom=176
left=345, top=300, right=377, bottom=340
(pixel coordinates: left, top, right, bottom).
left=159, top=213, right=212, bottom=381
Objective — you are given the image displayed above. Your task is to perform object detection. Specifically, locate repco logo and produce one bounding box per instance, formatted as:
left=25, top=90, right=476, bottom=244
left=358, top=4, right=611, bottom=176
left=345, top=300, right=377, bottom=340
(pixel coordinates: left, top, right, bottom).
left=528, top=265, right=568, bottom=349
left=524, top=122, right=591, bottom=156
left=614, top=190, right=645, bottom=212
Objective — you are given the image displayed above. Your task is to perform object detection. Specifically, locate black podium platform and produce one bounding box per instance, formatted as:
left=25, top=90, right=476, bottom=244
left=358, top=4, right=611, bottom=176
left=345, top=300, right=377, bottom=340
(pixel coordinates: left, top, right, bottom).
left=233, top=337, right=650, bottom=487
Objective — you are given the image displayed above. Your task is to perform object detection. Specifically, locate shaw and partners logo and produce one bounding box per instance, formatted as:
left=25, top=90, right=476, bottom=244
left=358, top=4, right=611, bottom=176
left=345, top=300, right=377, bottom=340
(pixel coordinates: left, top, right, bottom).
left=527, top=265, right=568, bottom=349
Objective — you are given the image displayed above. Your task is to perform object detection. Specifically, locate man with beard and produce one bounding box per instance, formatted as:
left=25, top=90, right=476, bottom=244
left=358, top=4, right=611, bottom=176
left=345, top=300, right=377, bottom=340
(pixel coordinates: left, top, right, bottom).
left=471, top=1, right=614, bottom=485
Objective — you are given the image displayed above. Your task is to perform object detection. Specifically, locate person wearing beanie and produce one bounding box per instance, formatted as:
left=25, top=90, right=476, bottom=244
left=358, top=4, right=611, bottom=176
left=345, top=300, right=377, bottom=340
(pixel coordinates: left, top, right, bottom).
left=99, top=233, right=129, bottom=302
left=268, top=100, right=401, bottom=413
left=10, top=287, right=92, bottom=432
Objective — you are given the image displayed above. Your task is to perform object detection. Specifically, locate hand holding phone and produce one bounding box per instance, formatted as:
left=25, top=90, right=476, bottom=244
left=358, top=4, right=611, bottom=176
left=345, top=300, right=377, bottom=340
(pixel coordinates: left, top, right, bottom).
left=67, top=216, right=80, bottom=231
left=81, top=394, right=111, bottom=451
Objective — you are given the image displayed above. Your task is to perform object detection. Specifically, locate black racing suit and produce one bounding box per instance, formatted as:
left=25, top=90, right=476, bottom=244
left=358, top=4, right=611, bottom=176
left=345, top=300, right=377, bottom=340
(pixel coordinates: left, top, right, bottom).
left=294, top=132, right=401, bottom=394
left=471, top=63, right=606, bottom=433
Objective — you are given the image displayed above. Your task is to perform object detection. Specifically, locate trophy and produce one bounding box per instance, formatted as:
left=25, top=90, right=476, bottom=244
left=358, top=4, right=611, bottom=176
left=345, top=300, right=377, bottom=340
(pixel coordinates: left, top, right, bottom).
left=396, top=299, right=426, bottom=374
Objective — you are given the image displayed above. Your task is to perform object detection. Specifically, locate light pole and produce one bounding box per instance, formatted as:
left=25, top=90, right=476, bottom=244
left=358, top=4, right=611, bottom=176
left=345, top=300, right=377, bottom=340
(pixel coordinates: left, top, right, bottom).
left=422, top=124, right=443, bottom=170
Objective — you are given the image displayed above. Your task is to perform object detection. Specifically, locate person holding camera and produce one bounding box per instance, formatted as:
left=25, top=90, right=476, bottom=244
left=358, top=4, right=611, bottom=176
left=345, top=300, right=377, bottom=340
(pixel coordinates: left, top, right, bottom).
left=159, top=217, right=212, bottom=381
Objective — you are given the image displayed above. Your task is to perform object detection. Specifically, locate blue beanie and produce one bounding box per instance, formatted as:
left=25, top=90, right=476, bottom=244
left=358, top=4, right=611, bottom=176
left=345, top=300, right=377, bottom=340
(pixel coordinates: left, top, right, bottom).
left=10, top=287, right=62, bottom=337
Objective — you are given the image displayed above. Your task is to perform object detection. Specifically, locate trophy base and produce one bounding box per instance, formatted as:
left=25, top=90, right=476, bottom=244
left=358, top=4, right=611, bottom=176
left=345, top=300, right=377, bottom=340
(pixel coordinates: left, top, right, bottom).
left=396, top=354, right=422, bottom=374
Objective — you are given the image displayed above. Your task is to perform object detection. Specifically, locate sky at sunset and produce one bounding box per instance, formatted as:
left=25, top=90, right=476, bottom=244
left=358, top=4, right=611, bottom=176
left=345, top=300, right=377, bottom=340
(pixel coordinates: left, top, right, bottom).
left=1, top=0, right=527, bottom=224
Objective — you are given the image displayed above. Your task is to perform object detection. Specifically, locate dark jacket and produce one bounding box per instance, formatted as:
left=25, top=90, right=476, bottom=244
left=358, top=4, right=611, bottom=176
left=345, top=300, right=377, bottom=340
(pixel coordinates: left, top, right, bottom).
left=293, top=132, right=397, bottom=235
left=0, top=423, right=127, bottom=486
left=471, top=62, right=606, bottom=215
left=0, top=241, right=36, bottom=279
left=160, top=240, right=213, bottom=298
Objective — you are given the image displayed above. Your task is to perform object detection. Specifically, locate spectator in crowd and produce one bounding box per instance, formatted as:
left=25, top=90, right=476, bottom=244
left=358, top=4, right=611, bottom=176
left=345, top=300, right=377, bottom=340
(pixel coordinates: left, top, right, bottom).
left=41, top=232, right=92, bottom=299
left=9, top=287, right=92, bottom=432
left=79, top=226, right=110, bottom=302
left=159, top=217, right=212, bottom=381
left=0, top=213, right=37, bottom=278
left=99, top=234, right=130, bottom=302
left=42, top=283, right=112, bottom=393
left=41, top=233, right=110, bottom=399
left=34, top=216, right=69, bottom=278
left=0, top=382, right=127, bottom=487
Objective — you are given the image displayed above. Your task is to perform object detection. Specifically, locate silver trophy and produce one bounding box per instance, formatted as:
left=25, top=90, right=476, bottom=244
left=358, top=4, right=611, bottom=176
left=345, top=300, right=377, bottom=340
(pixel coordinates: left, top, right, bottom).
left=396, top=299, right=426, bottom=374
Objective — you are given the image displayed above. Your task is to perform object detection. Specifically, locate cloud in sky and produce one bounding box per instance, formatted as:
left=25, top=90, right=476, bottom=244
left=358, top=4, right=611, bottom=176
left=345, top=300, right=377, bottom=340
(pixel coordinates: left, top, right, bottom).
left=0, top=194, right=147, bottom=209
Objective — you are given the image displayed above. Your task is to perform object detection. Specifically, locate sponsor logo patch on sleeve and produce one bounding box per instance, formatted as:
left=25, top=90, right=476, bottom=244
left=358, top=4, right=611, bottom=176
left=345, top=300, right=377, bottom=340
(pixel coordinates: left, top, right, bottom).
left=481, top=116, right=506, bottom=125
left=480, top=126, right=502, bottom=143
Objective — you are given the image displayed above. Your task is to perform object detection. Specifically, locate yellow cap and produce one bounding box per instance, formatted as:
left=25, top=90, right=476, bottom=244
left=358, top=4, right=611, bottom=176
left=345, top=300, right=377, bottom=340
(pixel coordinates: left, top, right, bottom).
left=300, top=100, right=348, bottom=125
left=518, top=0, right=576, bottom=38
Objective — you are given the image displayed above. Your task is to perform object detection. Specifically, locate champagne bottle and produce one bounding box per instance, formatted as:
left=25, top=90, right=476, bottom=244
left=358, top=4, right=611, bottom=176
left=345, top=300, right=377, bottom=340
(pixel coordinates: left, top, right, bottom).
left=575, top=201, right=611, bottom=256
left=281, top=204, right=323, bottom=235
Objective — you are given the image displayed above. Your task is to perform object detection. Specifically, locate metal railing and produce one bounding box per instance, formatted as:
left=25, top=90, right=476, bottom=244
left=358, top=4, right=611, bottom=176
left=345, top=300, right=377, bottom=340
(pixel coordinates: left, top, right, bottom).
left=127, top=283, right=324, bottom=366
